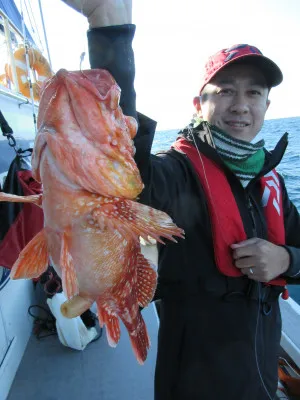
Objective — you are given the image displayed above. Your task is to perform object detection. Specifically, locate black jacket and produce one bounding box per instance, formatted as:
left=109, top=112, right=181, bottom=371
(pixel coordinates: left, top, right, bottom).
left=88, top=24, right=300, bottom=400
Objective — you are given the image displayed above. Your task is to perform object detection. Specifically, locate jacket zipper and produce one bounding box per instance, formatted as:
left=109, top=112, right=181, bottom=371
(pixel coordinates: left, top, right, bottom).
left=247, top=196, right=258, bottom=237
left=247, top=196, right=264, bottom=301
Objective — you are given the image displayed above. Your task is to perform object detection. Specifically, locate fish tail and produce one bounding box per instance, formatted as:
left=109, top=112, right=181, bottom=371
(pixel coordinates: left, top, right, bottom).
left=128, top=313, right=150, bottom=365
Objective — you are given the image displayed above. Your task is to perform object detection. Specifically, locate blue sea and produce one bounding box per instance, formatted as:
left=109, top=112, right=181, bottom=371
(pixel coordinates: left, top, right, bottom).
left=153, top=116, right=300, bottom=302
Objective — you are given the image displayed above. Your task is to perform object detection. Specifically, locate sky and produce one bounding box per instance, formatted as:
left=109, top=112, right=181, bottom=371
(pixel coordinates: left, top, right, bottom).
left=20, top=0, right=300, bottom=130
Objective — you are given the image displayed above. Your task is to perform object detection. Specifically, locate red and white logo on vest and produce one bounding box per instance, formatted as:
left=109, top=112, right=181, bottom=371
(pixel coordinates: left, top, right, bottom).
left=261, top=171, right=281, bottom=215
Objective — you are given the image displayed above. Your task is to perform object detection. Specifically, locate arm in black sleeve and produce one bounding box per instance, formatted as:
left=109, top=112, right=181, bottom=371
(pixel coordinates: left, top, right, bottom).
left=87, top=24, right=137, bottom=119
left=87, top=24, right=155, bottom=198
left=280, top=176, right=300, bottom=281
left=87, top=24, right=181, bottom=212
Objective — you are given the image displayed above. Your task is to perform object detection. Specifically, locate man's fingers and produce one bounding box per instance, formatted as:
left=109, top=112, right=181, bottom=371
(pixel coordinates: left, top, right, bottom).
left=61, top=0, right=82, bottom=13
left=231, top=237, right=259, bottom=249
left=241, top=267, right=254, bottom=275
left=232, top=244, right=257, bottom=260
left=235, top=256, right=256, bottom=269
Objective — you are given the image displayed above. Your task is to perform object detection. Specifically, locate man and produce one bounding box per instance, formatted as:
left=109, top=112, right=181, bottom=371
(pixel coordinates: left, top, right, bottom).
left=64, top=1, right=300, bottom=399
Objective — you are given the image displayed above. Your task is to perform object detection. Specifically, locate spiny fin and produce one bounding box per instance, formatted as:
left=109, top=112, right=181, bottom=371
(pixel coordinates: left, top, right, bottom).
left=96, top=302, right=121, bottom=347
left=10, top=228, right=48, bottom=279
left=0, top=192, right=42, bottom=207
left=136, top=253, right=157, bottom=307
left=92, top=207, right=136, bottom=239
left=60, top=233, right=79, bottom=299
left=128, top=313, right=150, bottom=365
left=92, top=199, right=185, bottom=244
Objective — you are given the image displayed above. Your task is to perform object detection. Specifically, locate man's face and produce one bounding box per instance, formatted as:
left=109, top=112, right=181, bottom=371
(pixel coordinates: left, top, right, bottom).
left=195, top=63, right=270, bottom=142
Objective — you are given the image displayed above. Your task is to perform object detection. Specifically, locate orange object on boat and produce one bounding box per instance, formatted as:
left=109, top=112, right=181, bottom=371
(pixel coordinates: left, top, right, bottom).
left=5, top=46, right=53, bottom=101
left=0, top=73, right=9, bottom=88
left=278, top=357, right=300, bottom=397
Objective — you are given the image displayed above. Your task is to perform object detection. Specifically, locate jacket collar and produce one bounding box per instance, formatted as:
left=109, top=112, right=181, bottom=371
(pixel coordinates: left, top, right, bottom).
left=177, top=122, right=288, bottom=184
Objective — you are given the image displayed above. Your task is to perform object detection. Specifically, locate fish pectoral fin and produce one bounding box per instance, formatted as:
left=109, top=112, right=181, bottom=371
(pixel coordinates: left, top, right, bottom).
left=137, top=253, right=157, bottom=307
left=10, top=228, right=49, bottom=279
left=60, top=233, right=79, bottom=299
left=0, top=192, right=43, bottom=207
left=96, top=302, right=120, bottom=347
left=93, top=200, right=184, bottom=244
left=92, top=206, right=137, bottom=239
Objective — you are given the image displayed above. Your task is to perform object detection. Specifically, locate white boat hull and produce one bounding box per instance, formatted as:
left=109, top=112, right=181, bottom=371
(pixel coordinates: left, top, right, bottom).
left=0, top=89, right=37, bottom=144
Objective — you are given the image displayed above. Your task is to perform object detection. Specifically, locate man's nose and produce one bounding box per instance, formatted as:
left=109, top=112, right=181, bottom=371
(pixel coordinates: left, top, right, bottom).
left=229, top=94, right=249, bottom=114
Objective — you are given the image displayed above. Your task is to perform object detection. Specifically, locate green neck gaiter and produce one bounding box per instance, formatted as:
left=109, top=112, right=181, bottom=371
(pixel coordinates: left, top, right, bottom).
left=211, top=126, right=265, bottom=187
left=190, top=117, right=265, bottom=187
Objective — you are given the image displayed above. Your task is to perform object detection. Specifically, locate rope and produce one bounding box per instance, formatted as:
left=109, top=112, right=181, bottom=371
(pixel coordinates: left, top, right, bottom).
left=28, top=305, right=57, bottom=339
left=20, top=0, right=37, bottom=134
left=24, top=0, right=44, bottom=51
left=37, top=0, right=52, bottom=70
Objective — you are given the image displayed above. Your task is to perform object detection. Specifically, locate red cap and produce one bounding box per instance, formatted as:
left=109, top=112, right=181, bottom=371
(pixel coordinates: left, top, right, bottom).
left=199, top=44, right=283, bottom=94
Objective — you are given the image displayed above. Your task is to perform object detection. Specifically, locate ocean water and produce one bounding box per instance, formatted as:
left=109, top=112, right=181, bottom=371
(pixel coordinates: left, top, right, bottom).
left=153, top=116, right=300, bottom=301
left=153, top=116, right=300, bottom=208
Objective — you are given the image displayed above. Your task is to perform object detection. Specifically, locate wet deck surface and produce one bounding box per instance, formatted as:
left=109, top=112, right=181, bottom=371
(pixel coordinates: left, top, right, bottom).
left=8, top=304, right=158, bottom=400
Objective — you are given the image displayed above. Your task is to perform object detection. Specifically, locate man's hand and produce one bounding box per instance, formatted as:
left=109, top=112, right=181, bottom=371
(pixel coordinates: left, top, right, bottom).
left=231, top=238, right=290, bottom=282
left=61, top=0, right=132, bottom=28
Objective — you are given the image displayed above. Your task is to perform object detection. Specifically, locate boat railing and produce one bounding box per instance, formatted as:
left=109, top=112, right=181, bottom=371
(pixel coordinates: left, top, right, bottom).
left=0, top=8, right=51, bottom=107
left=0, top=10, right=22, bottom=95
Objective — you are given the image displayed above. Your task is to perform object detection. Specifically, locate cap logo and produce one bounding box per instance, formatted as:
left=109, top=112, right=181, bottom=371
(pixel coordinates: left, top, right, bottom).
left=224, top=44, right=263, bottom=63
left=224, top=51, right=239, bottom=62
left=225, top=44, right=249, bottom=53
left=249, top=46, right=262, bottom=55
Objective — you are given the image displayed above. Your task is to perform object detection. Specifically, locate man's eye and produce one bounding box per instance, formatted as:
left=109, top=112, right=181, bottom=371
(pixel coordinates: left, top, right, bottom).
left=250, top=90, right=262, bottom=95
left=219, top=88, right=233, bottom=95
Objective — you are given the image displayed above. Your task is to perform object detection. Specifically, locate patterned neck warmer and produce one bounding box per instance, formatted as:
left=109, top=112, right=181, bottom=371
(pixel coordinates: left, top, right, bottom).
left=189, top=116, right=266, bottom=187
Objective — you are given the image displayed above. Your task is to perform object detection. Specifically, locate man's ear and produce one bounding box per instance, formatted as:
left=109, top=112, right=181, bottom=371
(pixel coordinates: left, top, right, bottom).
left=266, top=99, right=271, bottom=110
left=193, top=96, right=202, bottom=115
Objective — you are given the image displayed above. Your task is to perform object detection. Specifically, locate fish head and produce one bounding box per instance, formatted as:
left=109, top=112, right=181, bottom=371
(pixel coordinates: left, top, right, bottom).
left=33, top=69, right=143, bottom=198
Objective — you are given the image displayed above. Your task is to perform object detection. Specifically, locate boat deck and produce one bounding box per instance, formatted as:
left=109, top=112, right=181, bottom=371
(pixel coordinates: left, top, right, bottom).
left=7, top=304, right=158, bottom=400
left=6, top=242, right=300, bottom=400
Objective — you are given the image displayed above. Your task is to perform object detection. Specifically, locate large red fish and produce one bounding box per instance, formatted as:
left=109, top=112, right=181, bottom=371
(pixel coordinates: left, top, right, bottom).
left=0, top=69, right=184, bottom=363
